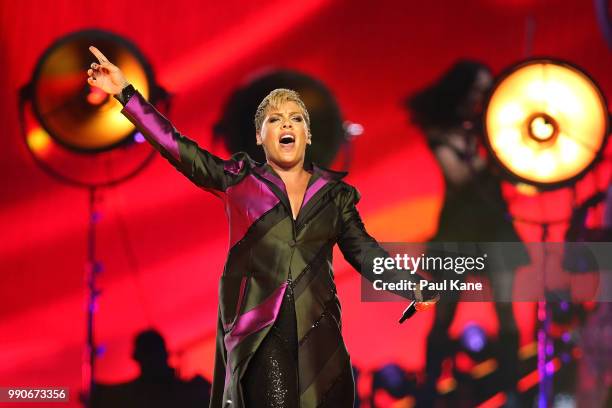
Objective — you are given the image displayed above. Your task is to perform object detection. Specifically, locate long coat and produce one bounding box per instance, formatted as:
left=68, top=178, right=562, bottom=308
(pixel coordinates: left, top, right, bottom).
left=121, top=92, right=427, bottom=407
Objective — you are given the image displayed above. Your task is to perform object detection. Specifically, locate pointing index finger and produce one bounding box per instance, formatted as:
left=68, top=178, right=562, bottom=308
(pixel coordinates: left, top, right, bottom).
left=89, top=46, right=108, bottom=63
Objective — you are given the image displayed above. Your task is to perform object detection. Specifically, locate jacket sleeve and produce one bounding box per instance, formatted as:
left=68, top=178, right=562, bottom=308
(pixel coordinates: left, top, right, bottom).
left=120, top=90, right=245, bottom=193
left=337, top=186, right=438, bottom=302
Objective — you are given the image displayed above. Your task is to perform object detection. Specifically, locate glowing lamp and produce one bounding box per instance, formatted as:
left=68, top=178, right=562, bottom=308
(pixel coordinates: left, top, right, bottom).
left=484, top=59, right=609, bottom=189
left=20, top=29, right=165, bottom=187
left=30, top=30, right=155, bottom=153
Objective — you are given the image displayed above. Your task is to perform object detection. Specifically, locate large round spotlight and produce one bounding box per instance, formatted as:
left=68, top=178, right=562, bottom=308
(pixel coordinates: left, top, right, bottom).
left=484, top=59, right=609, bottom=189
left=30, top=29, right=156, bottom=153
left=20, top=29, right=165, bottom=187
left=214, top=70, right=346, bottom=167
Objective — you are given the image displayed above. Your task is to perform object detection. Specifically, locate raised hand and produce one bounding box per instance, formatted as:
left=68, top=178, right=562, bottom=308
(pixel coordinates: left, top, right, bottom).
left=87, top=46, right=130, bottom=95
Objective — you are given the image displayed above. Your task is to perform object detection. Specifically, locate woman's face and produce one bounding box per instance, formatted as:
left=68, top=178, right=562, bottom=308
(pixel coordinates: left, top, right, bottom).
left=257, top=101, right=311, bottom=169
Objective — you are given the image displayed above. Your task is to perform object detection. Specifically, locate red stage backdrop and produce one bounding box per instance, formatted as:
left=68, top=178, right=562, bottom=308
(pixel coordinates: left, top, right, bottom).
left=1, top=0, right=610, bottom=405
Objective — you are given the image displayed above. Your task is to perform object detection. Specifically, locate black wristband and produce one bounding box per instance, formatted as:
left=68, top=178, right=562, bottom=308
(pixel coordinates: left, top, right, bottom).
left=113, top=84, right=136, bottom=106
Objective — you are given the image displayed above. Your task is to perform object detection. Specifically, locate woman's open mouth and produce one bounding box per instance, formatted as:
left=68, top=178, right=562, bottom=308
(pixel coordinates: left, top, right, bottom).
left=279, top=134, right=295, bottom=150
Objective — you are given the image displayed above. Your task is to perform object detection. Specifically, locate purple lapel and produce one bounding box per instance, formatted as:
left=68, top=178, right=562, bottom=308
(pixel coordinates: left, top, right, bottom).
left=250, top=162, right=347, bottom=223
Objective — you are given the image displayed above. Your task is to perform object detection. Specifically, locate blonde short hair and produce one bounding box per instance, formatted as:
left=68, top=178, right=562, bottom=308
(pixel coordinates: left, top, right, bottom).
left=254, top=88, right=311, bottom=133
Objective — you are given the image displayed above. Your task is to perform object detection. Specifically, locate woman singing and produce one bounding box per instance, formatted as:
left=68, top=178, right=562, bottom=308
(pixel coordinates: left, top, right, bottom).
left=87, top=46, right=436, bottom=408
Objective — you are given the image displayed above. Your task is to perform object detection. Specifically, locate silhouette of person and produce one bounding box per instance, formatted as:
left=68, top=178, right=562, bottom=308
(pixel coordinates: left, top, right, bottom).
left=92, top=329, right=211, bottom=408
left=405, top=60, right=529, bottom=407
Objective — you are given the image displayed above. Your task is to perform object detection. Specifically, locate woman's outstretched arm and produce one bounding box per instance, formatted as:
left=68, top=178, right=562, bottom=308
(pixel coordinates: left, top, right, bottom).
left=337, top=185, right=439, bottom=308
left=87, top=46, right=242, bottom=193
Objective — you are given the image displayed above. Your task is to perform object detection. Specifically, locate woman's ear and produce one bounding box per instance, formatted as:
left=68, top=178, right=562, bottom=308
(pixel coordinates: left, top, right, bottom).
left=307, top=129, right=312, bottom=145
left=256, top=132, right=263, bottom=145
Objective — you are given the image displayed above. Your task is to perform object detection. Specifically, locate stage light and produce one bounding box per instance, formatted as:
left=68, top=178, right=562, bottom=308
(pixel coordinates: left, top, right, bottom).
left=370, top=363, right=416, bottom=406
left=484, top=59, right=609, bottom=189
left=26, top=127, right=52, bottom=153
left=18, top=29, right=166, bottom=403
left=493, top=70, right=612, bottom=405
left=134, top=132, right=146, bottom=143
left=461, top=323, right=487, bottom=354
left=20, top=29, right=165, bottom=188
left=30, top=30, right=154, bottom=153
left=214, top=70, right=349, bottom=168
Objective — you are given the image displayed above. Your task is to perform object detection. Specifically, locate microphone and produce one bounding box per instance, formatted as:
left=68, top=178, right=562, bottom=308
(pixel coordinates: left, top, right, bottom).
left=398, top=301, right=417, bottom=324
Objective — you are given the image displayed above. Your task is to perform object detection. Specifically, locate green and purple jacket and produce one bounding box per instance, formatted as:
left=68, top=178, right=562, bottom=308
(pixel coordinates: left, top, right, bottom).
left=120, top=91, right=431, bottom=407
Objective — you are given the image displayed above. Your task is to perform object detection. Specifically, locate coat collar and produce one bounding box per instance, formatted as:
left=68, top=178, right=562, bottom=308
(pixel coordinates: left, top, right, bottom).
left=250, top=160, right=347, bottom=189
left=250, top=160, right=347, bottom=225
left=252, top=160, right=347, bottom=182
left=304, top=161, right=348, bottom=181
